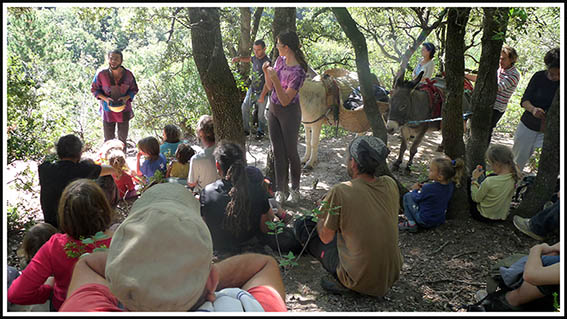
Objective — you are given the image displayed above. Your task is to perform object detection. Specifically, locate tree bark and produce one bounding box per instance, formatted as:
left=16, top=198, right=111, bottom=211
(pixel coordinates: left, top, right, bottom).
left=188, top=8, right=245, bottom=147
left=238, top=8, right=252, bottom=79
left=250, top=7, right=264, bottom=49
left=271, top=7, right=296, bottom=60
left=333, top=7, right=408, bottom=198
left=465, top=8, right=509, bottom=172
left=514, top=89, right=559, bottom=217
left=332, top=7, right=388, bottom=145
left=443, top=8, right=471, bottom=219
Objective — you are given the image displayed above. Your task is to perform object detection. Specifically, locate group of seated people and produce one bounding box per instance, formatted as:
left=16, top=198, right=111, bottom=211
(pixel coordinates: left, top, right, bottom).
left=7, top=118, right=560, bottom=311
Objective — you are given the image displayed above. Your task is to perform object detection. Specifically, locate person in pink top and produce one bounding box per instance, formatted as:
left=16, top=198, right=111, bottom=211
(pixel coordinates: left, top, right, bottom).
left=8, top=179, right=114, bottom=311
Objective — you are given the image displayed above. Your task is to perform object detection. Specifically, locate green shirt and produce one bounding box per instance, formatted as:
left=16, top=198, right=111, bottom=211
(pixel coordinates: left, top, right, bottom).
left=471, top=173, right=515, bottom=220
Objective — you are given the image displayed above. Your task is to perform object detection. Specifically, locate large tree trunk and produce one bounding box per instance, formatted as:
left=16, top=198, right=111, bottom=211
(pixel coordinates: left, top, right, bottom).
left=514, top=89, right=559, bottom=217
left=333, top=7, right=408, bottom=198
left=237, top=8, right=252, bottom=79
left=271, top=8, right=296, bottom=60
left=466, top=8, right=509, bottom=172
left=265, top=7, right=296, bottom=192
left=443, top=8, right=471, bottom=220
left=188, top=8, right=245, bottom=146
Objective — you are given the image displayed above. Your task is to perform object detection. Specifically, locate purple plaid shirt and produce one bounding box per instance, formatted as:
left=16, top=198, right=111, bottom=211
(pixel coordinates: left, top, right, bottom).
left=270, top=56, right=306, bottom=106
left=91, top=67, right=138, bottom=123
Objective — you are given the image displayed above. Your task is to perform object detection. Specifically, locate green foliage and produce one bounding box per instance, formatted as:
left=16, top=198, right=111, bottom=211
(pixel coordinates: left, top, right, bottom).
left=63, top=231, right=109, bottom=259
left=7, top=205, right=36, bottom=235
left=553, top=292, right=560, bottom=311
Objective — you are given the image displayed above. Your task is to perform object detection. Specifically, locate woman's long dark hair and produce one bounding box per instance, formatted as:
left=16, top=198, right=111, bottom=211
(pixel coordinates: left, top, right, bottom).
left=277, top=30, right=308, bottom=72
left=213, top=142, right=251, bottom=237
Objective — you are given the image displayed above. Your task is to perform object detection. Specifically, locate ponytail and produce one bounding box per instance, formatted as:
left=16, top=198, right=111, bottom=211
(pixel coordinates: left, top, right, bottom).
left=277, top=30, right=308, bottom=72
left=213, top=142, right=251, bottom=237
left=224, top=159, right=251, bottom=236
left=451, top=158, right=465, bottom=187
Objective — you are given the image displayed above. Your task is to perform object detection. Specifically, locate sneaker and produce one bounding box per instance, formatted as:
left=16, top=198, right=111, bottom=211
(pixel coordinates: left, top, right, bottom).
left=398, top=221, right=418, bottom=233
left=320, top=276, right=352, bottom=295
left=287, top=189, right=300, bottom=205
left=255, top=132, right=264, bottom=141
left=513, top=215, right=544, bottom=241
left=275, top=191, right=286, bottom=205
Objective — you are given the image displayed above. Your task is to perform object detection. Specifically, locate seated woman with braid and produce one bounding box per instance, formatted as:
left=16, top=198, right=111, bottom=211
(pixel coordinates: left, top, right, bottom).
left=199, top=141, right=301, bottom=255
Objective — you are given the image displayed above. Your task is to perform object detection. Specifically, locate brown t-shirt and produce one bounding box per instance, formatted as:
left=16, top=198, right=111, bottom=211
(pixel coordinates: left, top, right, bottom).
left=321, top=176, right=403, bottom=297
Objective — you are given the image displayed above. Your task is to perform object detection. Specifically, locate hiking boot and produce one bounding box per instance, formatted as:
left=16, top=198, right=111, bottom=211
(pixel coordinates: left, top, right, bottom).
left=398, top=221, right=418, bottom=233
left=513, top=215, right=544, bottom=241
left=320, top=276, right=352, bottom=295
left=287, top=189, right=300, bottom=206
left=275, top=191, right=286, bottom=205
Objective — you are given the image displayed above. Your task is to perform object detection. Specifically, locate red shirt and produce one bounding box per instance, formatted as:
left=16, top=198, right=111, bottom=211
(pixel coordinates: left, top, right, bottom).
left=60, top=284, right=287, bottom=312
left=8, top=233, right=112, bottom=311
left=112, top=172, right=135, bottom=198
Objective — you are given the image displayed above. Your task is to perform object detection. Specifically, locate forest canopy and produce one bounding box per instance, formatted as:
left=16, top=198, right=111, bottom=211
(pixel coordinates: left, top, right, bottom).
left=5, top=5, right=560, bottom=164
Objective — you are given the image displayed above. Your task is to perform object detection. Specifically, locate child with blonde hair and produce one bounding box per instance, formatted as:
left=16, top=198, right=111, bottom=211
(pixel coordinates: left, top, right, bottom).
left=470, top=144, right=522, bottom=222
left=399, top=157, right=465, bottom=232
left=166, top=143, right=195, bottom=180
left=107, top=148, right=137, bottom=199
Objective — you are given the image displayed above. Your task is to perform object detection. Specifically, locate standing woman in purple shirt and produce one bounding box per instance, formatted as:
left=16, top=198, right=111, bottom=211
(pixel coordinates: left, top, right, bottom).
left=91, top=50, right=139, bottom=152
left=263, top=30, right=308, bottom=205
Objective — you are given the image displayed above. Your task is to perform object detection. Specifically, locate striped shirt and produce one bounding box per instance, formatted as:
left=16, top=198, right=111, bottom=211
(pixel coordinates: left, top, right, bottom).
left=493, top=66, right=520, bottom=113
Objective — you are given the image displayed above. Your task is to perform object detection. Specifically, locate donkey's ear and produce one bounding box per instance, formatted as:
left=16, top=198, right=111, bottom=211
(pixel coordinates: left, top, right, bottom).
left=410, top=71, right=424, bottom=89
left=394, top=75, right=404, bottom=89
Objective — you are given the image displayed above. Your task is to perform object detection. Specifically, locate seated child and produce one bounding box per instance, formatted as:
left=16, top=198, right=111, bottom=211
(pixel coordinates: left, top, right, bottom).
left=8, top=179, right=114, bottom=311
left=9, top=222, right=57, bottom=312
left=160, top=124, right=182, bottom=159
left=470, top=144, right=521, bottom=222
left=107, top=148, right=137, bottom=200
left=399, top=157, right=465, bottom=232
left=166, top=143, right=195, bottom=180
left=136, top=136, right=167, bottom=180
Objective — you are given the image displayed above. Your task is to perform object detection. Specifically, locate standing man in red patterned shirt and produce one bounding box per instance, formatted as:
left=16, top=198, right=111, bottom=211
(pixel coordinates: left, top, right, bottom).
left=91, top=50, right=139, bottom=151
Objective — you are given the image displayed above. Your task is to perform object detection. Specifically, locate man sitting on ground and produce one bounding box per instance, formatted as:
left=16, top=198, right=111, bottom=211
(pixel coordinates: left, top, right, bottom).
left=294, top=136, right=403, bottom=296
left=39, top=134, right=116, bottom=229
left=59, top=183, right=287, bottom=312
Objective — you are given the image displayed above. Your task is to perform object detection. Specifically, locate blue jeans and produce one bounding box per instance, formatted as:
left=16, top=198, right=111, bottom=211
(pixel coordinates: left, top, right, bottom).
left=403, top=192, right=430, bottom=227
left=241, top=87, right=268, bottom=134
left=529, top=201, right=559, bottom=237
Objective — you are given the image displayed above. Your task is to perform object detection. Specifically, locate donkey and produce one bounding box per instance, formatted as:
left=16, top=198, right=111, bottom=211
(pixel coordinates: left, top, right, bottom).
left=386, top=71, right=471, bottom=172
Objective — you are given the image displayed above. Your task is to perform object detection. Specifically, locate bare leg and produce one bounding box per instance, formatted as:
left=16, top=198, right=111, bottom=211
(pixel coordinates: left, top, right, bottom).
left=505, top=280, right=546, bottom=307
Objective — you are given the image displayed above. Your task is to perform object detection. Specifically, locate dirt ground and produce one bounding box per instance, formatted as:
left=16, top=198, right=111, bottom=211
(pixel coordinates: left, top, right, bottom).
left=5, top=127, right=552, bottom=312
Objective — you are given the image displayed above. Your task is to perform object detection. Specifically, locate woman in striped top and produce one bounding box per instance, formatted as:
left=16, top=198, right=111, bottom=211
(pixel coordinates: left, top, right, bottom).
left=465, top=45, right=520, bottom=143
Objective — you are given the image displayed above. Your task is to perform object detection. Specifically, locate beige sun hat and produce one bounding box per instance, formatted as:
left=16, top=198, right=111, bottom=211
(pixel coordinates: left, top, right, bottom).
left=105, top=183, right=213, bottom=311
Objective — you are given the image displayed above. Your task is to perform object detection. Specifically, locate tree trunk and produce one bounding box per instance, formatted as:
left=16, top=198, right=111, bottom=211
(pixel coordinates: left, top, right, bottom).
left=466, top=8, right=509, bottom=172
left=443, top=8, right=471, bottom=220
left=188, top=8, right=245, bottom=147
left=265, top=7, right=296, bottom=193
left=514, top=89, right=559, bottom=217
left=271, top=7, right=296, bottom=60
left=333, top=7, right=408, bottom=198
left=238, top=8, right=252, bottom=79
left=250, top=7, right=264, bottom=50
left=332, top=7, right=388, bottom=145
